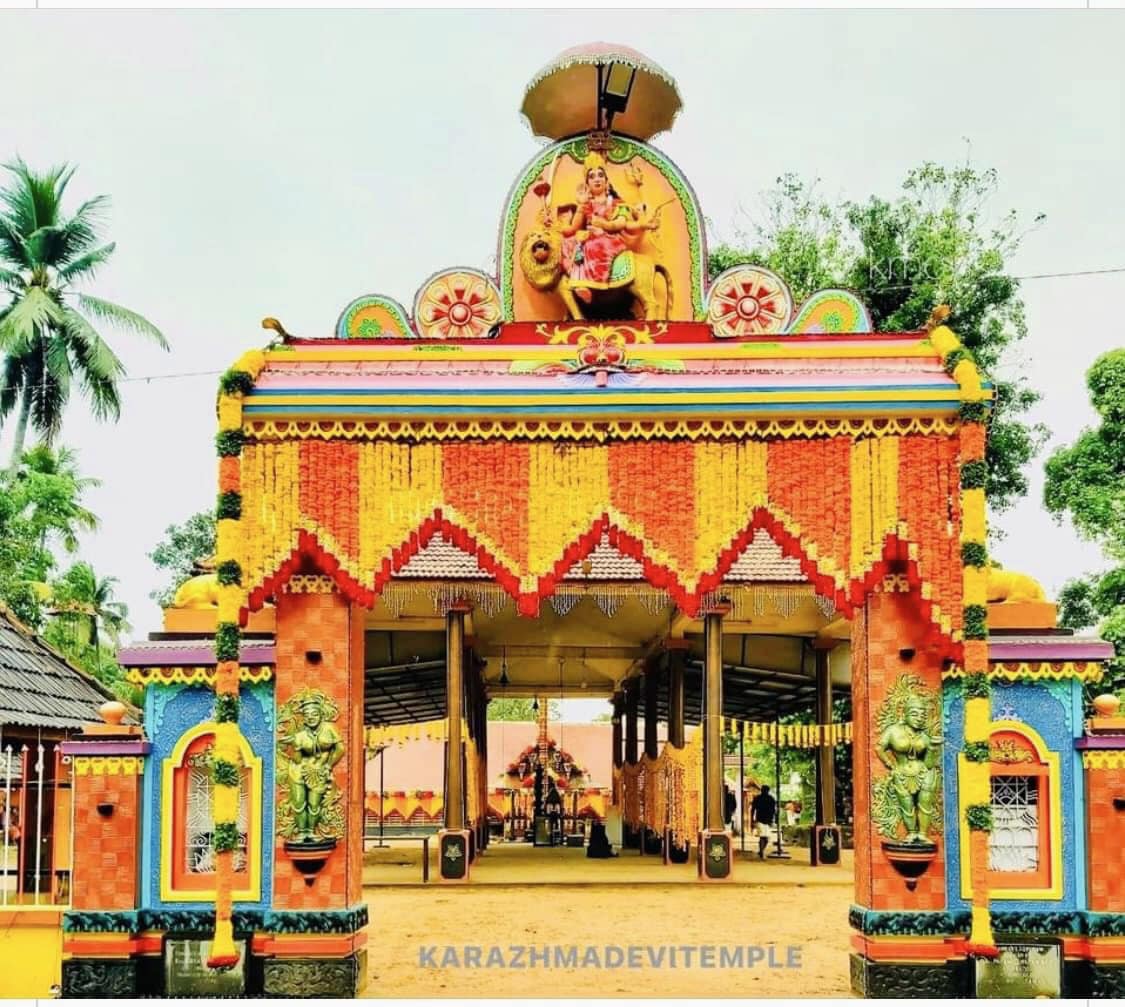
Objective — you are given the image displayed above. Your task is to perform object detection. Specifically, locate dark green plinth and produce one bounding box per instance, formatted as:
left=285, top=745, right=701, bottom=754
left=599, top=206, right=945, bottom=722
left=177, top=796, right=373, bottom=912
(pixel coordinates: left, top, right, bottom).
left=62, top=959, right=138, bottom=998
left=263, top=950, right=367, bottom=997
left=849, top=954, right=970, bottom=998
left=438, top=829, right=471, bottom=880
left=700, top=830, right=732, bottom=879
left=1091, top=963, right=1125, bottom=998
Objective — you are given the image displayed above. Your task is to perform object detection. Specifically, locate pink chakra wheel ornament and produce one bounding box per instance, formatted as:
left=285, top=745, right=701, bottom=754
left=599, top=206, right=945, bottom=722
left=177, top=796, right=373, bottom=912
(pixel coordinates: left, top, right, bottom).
left=413, top=268, right=503, bottom=340
left=706, top=266, right=794, bottom=338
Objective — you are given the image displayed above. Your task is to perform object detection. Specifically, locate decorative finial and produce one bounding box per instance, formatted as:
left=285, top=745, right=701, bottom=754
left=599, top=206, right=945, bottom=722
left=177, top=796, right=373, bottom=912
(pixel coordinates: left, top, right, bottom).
left=925, top=304, right=951, bottom=331
left=98, top=700, right=126, bottom=726
left=262, top=316, right=292, bottom=341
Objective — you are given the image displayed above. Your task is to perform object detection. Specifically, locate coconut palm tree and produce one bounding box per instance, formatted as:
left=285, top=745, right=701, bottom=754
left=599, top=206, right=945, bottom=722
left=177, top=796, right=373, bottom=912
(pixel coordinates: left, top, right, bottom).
left=0, top=158, right=168, bottom=471
left=49, top=560, right=130, bottom=655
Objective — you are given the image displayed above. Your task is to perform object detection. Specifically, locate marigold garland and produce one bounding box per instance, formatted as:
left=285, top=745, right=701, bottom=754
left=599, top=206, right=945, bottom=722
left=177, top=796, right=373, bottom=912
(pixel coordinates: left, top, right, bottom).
left=206, top=349, right=266, bottom=970
left=933, top=317, right=995, bottom=956
left=235, top=434, right=966, bottom=650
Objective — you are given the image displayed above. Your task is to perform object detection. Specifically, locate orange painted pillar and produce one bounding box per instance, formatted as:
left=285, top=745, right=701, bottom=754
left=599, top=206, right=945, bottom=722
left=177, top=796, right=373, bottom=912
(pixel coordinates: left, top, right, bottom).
left=267, top=585, right=368, bottom=995
left=851, top=591, right=948, bottom=910
left=59, top=719, right=149, bottom=995
left=850, top=589, right=953, bottom=994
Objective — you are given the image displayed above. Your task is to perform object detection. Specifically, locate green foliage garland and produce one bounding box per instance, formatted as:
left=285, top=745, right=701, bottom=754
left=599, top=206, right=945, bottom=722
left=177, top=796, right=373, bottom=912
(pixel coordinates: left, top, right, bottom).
left=963, top=605, right=989, bottom=640
left=943, top=347, right=972, bottom=376
left=214, top=694, right=240, bottom=724
left=211, top=757, right=240, bottom=787
left=960, top=460, right=988, bottom=490
left=216, top=560, right=242, bottom=586
left=213, top=821, right=242, bottom=853
left=219, top=369, right=254, bottom=397
left=964, top=741, right=991, bottom=762
left=966, top=804, right=994, bottom=832
left=215, top=430, right=246, bottom=457
left=961, top=542, right=988, bottom=568
left=215, top=622, right=241, bottom=662
left=963, top=673, right=992, bottom=699
left=216, top=491, right=242, bottom=521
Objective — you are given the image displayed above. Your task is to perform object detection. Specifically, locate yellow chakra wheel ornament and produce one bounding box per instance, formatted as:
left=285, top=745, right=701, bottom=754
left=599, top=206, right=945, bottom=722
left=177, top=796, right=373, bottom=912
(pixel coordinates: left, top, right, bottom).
left=707, top=266, right=794, bottom=338
left=413, top=268, right=503, bottom=339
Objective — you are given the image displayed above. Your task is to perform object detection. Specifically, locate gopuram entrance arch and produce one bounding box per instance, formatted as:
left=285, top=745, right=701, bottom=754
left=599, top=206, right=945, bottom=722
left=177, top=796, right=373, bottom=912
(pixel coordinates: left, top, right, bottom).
left=60, top=42, right=1122, bottom=999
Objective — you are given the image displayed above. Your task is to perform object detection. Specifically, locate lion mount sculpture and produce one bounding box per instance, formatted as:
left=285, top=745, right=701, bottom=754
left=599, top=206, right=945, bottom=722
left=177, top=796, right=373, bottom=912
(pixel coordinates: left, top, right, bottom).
left=519, top=228, right=673, bottom=321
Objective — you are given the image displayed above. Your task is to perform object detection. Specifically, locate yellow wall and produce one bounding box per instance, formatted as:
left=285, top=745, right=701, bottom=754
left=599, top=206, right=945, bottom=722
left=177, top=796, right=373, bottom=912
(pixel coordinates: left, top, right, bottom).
left=0, top=910, right=62, bottom=997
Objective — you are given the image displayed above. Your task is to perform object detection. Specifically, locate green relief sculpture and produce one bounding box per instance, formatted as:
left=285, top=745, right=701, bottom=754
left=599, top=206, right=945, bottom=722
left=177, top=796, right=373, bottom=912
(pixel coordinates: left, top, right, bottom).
left=277, top=688, right=346, bottom=845
left=872, top=674, right=943, bottom=846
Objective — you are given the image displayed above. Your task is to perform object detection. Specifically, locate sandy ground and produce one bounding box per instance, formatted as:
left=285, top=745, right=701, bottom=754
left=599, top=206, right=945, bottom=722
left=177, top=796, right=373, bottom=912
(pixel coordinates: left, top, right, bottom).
left=361, top=844, right=854, bottom=998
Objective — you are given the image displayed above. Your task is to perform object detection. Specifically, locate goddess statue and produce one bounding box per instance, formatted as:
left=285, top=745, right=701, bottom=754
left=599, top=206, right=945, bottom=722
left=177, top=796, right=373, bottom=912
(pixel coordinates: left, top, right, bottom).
left=876, top=694, right=941, bottom=845
left=556, top=152, right=660, bottom=303
left=279, top=691, right=345, bottom=843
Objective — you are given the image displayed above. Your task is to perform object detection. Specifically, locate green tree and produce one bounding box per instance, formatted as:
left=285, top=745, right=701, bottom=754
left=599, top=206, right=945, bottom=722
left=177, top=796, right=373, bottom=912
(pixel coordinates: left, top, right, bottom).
left=0, top=442, right=102, bottom=627
left=0, top=483, right=51, bottom=627
left=10, top=443, right=99, bottom=552
left=43, top=560, right=137, bottom=705
left=1043, top=349, right=1125, bottom=694
left=48, top=560, right=130, bottom=655
left=0, top=158, right=168, bottom=469
left=487, top=697, right=561, bottom=721
left=148, top=510, right=216, bottom=606
left=710, top=163, right=1046, bottom=513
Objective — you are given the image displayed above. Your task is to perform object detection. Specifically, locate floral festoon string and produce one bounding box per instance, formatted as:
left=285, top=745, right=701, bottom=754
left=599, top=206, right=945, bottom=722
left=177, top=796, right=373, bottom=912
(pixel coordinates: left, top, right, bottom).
left=208, top=349, right=266, bottom=969
left=930, top=313, right=996, bottom=958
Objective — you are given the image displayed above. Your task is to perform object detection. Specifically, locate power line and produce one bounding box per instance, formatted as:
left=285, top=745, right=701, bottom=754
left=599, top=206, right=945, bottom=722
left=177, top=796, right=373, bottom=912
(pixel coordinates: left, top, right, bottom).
left=0, top=263, right=1122, bottom=398
left=1015, top=267, right=1125, bottom=281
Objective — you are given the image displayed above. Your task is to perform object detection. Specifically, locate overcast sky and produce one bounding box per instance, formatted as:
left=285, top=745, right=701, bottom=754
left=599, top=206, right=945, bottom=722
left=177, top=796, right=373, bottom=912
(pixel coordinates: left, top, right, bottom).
left=1, top=10, right=1122, bottom=653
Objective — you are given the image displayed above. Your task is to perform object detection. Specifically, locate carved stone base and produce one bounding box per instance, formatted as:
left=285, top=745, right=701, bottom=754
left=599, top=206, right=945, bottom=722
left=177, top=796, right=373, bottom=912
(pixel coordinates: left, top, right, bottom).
left=849, top=953, right=970, bottom=998
left=263, top=950, right=367, bottom=997
left=62, top=959, right=138, bottom=998
left=1090, top=963, right=1125, bottom=998
left=698, top=829, right=732, bottom=880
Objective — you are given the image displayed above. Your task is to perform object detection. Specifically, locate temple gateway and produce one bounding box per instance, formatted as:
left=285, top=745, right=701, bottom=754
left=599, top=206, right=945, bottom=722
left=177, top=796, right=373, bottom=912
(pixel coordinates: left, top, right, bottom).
left=58, top=43, right=1122, bottom=998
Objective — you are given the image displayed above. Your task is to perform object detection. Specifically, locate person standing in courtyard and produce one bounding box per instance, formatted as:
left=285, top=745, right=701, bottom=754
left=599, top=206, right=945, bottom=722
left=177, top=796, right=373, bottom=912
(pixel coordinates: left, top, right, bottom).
left=723, top=783, right=737, bottom=832
left=750, top=784, right=777, bottom=860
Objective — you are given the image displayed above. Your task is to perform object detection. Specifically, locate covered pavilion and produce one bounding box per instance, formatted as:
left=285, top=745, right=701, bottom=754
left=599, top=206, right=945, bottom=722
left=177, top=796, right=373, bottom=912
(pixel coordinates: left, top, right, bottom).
left=55, top=41, right=1123, bottom=1001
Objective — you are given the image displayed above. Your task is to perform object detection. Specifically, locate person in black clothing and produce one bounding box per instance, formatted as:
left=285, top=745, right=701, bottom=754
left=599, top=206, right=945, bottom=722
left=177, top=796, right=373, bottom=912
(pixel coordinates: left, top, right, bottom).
left=545, top=784, right=563, bottom=844
left=586, top=819, right=615, bottom=858
left=750, top=785, right=777, bottom=859
left=723, top=783, right=737, bottom=832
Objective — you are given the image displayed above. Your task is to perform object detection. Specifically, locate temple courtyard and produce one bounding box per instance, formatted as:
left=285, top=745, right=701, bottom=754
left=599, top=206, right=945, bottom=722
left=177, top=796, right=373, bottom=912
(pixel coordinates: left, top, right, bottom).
left=361, top=846, right=854, bottom=997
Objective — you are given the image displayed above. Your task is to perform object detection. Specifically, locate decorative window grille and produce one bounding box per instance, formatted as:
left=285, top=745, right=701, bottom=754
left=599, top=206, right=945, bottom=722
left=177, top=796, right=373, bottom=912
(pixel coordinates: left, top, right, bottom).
left=184, top=752, right=248, bottom=874
left=989, top=774, right=1039, bottom=873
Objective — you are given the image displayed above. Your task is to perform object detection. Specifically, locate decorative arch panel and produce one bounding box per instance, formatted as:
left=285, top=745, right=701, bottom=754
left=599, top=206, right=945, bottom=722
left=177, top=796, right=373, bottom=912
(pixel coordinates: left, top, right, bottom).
left=236, top=432, right=964, bottom=649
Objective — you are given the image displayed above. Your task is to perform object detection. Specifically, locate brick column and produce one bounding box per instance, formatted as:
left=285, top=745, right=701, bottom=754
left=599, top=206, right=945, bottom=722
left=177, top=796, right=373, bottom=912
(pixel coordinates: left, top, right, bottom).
left=851, top=590, right=947, bottom=910
left=1084, top=757, right=1125, bottom=911
left=850, top=589, right=958, bottom=996
left=59, top=724, right=149, bottom=997
left=265, top=586, right=367, bottom=996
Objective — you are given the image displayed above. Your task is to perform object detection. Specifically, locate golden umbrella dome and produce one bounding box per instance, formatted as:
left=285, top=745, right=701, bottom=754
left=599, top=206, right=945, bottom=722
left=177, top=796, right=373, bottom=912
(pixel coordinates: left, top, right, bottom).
left=520, top=42, right=683, bottom=142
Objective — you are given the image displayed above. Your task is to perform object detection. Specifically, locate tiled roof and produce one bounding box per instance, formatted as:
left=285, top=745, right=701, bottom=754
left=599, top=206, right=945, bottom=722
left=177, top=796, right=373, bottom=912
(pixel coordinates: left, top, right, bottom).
left=0, top=606, right=121, bottom=730
left=117, top=638, right=276, bottom=667
left=393, top=528, right=805, bottom=583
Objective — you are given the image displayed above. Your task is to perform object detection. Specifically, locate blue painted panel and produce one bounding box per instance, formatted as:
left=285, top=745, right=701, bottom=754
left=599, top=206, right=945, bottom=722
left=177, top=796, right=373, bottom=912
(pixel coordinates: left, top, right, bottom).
left=140, top=682, right=274, bottom=910
left=942, top=679, right=1084, bottom=912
